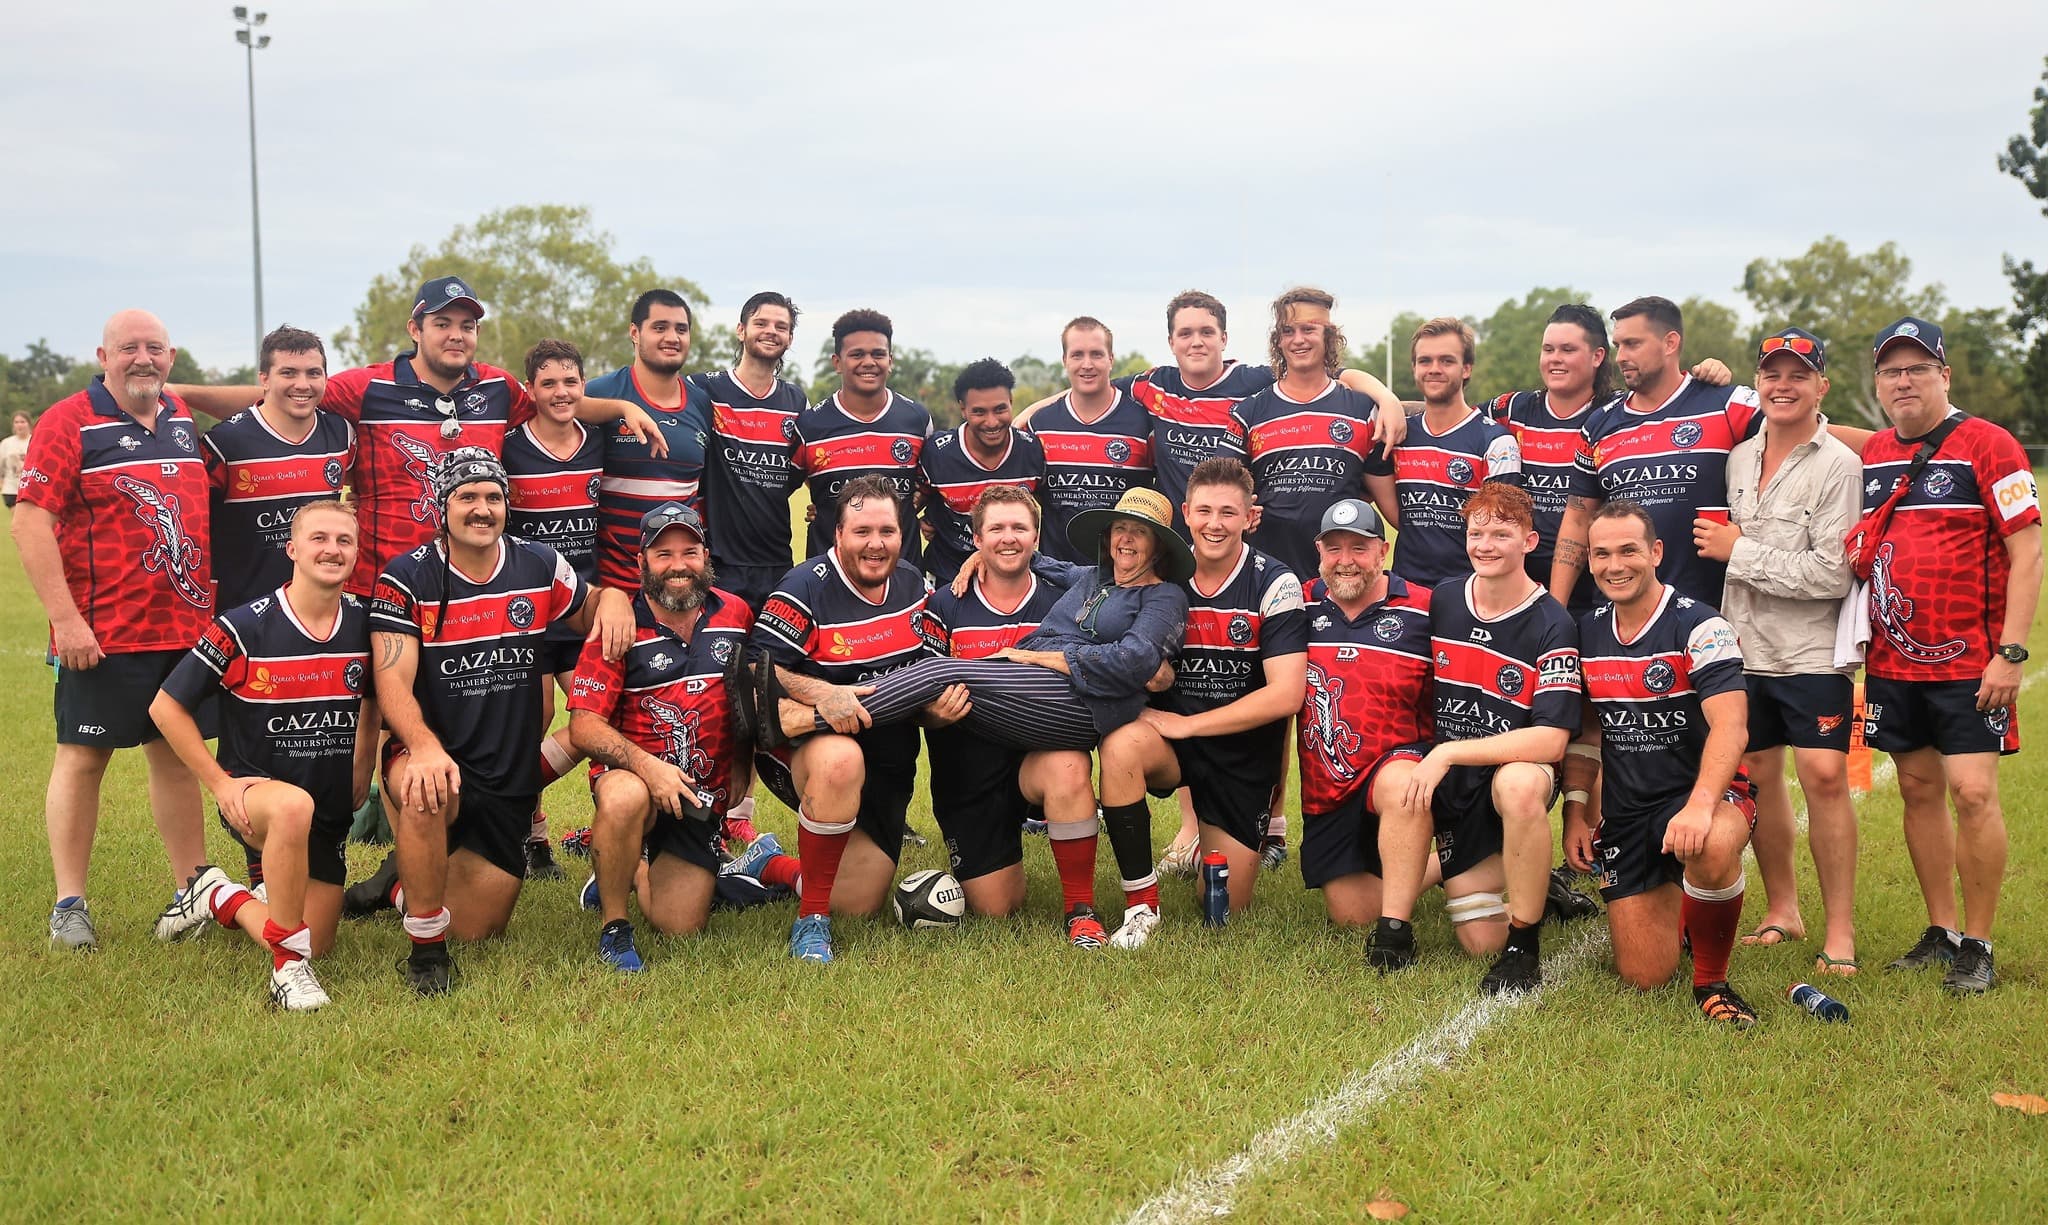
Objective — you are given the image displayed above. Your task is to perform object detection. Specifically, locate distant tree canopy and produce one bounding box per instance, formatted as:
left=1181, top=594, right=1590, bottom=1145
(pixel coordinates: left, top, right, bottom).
left=1999, top=54, right=2048, bottom=439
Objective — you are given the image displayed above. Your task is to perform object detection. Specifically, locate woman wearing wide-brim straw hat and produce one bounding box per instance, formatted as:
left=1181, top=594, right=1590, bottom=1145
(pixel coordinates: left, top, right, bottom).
left=756, top=486, right=1190, bottom=753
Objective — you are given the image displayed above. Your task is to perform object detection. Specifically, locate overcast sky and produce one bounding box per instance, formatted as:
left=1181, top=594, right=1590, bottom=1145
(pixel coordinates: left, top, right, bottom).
left=5, top=1, right=2046, bottom=375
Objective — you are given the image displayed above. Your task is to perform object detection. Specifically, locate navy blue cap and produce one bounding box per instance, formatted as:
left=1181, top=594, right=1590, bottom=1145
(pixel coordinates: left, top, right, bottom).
left=1758, top=327, right=1826, bottom=372
left=1873, top=316, right=1944, bottom=364
left=412, top=276, right=486, bottom=321
left=640, top=502, right=705, bottom=548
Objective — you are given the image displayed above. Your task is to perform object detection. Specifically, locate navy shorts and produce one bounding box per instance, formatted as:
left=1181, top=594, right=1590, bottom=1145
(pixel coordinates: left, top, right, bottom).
left=219, top=801, right=355, bottom=886
left=1430, top=760, right=1558, bottom=881
left=1300, top=745, right=1427, bottom=888
left=58, top=649, right=214, bottom=748
left=1593, top=778, right=1758, bottom=903
left=1745, top=673, right=1854, bottom=753
left=1864, top=675, right=2020, bottom=757
left=448, top=787, right=538, bottom=881
left=1153, top=723, right=1286, bottom=852
left=927, top=725, right=1029, bottom=882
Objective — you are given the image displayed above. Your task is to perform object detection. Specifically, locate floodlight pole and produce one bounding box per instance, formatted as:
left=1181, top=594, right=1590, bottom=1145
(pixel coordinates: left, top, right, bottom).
left=233, top=8, right=271, bottom=359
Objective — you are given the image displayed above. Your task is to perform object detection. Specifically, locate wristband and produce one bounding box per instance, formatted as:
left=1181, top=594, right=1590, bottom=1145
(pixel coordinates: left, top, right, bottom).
left=1563, top=790, right=1591, bottom=807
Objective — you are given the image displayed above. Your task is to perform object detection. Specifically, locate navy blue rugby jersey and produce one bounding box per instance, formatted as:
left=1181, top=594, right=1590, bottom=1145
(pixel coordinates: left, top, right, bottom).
left=162, top=588, right=371, bottom=808
left=1029, top=388, right=1155, bottom=565
left=794, top=391, right=932, bottom=560
left=927, top=571, right=1068, bottom=660
left=586, top=366, right=711, bottom=591
left=1390, top=407, right=1523, bottom=589
left=1569, top=376, right=1760, bottom=602
left=918, top=425, right=1045, bottom=584
left=1233, top=380, right=1392, bottom=578
left=1126, top=362, right=1269, bottom=520
left=1162, top=544, right=1308, bottom=717
left=501, top=421, right=603, bottom=585
left=369, top=538, right=587, bottom=797
left=693, top=369, right=807, bottom=571
left=1578, top=587, right=1746, bottom=822
left=201, top=407, right=355, bottom=608
left=1427, top=577, right=1581, bottom=743
left=751, top=552, right=943, bottom=687
left=1490, top=390, right=1597, bottom=605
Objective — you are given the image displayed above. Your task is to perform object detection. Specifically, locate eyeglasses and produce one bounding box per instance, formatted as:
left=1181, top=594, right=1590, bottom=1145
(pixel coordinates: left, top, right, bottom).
left=1760, top=335, right=1817, bottom=356
left=434, top=395, right=462, bottom=439
left=1875, top=362, right=1941, bottom=382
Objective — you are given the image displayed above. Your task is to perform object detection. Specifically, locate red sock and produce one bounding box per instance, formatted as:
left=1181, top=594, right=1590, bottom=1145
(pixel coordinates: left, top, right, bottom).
left=761, top=854, right=803, bottom=891
left=261, top=917, right=309, bottom=970
left=796, top=821, right=850, bottom=919
left=1125, top=880, right=1161, bottom=911
left=1049, top=833, right=1097, bottom=913
left=1681, top=879, right=1745, bottom=988
left=210, top=884, right=253, bottom=928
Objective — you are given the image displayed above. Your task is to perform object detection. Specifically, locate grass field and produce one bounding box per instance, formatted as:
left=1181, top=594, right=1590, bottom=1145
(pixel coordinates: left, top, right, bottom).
left=4, top=493, right=2046, bottom=1223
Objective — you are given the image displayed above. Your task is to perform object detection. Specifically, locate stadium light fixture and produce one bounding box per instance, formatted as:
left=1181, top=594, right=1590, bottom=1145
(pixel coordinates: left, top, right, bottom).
left=232, top=8, right=272, bottom=360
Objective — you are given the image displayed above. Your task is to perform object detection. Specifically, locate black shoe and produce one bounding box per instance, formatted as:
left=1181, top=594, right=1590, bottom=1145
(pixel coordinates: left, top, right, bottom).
left=1366, top=918, right=1418, bottom=973
left=1544, top=866, right=1600, bottom=924
left=1942, top=940, right=1996, bottom=994
left=1479, top=946, right=1541, bottom=996
left=903, top=828, right=928, bottom=849
left=1888, top=924, right=1958, bottom=972
left=525, top=837, right=565, bottom=881
left=399, top=943, right=454, bottom=997
left=726, top=637, right=758, bottom=747
left=342, top=851, right=401, bottom=918
left=749, top=645, right=792, bottom=750
left=1694, top=980, right=1758, bottom=1028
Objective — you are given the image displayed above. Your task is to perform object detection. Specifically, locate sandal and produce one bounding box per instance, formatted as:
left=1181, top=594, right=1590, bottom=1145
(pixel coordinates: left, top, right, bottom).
left=1740, top=923, right=1803, bottom=947
left=1814, top=951, right=1861, bottom=977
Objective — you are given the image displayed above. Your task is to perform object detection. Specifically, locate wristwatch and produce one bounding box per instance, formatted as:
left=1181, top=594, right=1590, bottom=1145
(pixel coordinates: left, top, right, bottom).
left=1997, top=644, right=2030, bottom=664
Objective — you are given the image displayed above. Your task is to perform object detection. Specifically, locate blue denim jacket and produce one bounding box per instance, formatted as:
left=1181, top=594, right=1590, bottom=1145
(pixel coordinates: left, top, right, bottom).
left=1020, top=566, right=1188, bottom=735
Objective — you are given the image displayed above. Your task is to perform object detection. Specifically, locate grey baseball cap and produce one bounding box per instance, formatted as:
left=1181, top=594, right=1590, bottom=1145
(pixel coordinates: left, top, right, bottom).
left=1316, top=498, right=1385, bottom=540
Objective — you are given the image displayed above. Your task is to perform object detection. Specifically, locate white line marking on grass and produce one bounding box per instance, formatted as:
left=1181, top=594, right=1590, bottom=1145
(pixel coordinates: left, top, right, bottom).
left=1123, top=923, right=1611, bottom=1225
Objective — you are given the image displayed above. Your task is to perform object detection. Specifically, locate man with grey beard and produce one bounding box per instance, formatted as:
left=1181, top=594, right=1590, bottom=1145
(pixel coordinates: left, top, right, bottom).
left=16, top=310, right=217, bottom=951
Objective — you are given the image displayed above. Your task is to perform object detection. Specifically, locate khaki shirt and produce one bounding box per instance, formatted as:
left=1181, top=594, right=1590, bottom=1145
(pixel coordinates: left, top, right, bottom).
left=1723, top=413, right=1860, bottom=675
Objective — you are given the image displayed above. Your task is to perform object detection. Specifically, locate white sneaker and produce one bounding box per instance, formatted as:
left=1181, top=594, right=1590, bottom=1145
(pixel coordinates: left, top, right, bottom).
left=1108, top=903, right=1161, bottom=950
left=269, top=959, right=331, bottom=1012
left=252, top=882, right=268, bottom=904
left=1156, top=838, right=1198, bottom=879
left=155, top=864, right=230, bottom=942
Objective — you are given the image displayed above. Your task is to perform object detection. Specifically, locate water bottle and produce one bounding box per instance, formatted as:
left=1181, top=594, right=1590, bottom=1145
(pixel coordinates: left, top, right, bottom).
left=1201, top=851, right=1230, bottom=927
left=1787, top=982, right=1850, bottom=1023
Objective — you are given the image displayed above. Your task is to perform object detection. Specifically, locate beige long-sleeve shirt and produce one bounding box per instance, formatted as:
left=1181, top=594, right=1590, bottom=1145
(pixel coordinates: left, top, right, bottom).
left=1722, top=413, right=1860, bottom=675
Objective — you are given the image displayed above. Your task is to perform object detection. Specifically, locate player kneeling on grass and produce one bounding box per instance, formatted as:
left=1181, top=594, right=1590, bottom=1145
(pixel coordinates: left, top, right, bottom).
left=1564, top=501, right=1761, bottom=1027
left=148, top=501, right=376, bottom=1011
left=361, top=449, right=625, bottom=996
left=565, top=503, right=800, bottom=972
left=1371, top=484, right=1581, bottom=994
left=1097, top=458, right=1308, bottom=947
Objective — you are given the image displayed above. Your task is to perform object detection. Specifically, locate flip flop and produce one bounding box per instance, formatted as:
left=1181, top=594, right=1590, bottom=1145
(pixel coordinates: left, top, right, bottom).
left=1814, top=952, right=1861, bottom=977
left=1740, top=923, right=1803, bottom=946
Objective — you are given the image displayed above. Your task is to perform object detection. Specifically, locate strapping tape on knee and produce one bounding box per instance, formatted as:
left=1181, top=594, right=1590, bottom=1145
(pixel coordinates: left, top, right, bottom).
left=796, top=811, right=857, bottom=837
left=1446, top=891, right=1506, bottom=925
left=1682, top=872, right=1745, bottom=903
left=1046, top=818, right=1099, bottom=841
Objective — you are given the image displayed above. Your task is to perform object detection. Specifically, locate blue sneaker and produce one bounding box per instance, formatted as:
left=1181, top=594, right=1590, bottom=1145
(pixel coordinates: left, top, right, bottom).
left=578, top=873, right=600, bottom=912
left=598, top=919, right=644, bottom=973
left=721, top=831, right=784, bottom=880
left=789, top=914, right=834, bottom=963
left=1021, top=817, right=1049, bottom=837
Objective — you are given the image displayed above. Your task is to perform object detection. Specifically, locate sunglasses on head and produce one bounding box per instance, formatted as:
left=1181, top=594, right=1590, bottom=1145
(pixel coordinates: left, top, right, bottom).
left=1760, top=335, right=1817, bottom=356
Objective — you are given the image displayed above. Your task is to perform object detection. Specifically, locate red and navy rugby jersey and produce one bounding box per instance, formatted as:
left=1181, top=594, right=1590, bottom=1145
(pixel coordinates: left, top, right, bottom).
left=1126, top=361, right=1269, bottom=521
left=585, top=366, right=711, bottom=592
left=1859, top=413, right=2041, bottom=683
left=370, top=537, right=587, bottom=797
left=1390, top=407, right=1523, bottom=590
left=1570, top=377, right=1760, bottom=602
left=693, top=369, right=807, bottom=571
left=1578, top=587, right=1746, bottom=823
left=1428, top=577, right=1581, bottom=743
left=501, top=421, right=603, bottom=586
left=567, top=590, right=753, bottom=813
left=1234, top=380, right=1393, bottom=579
left=926, top=573, right=1065, bottom=659
left=320, top=356, right=531, bottom=596
left=1161, top=544, right=1307, bottom=716
left=1029, top=388, right=1156, bottom=564
left=1298, top=577, right=1433, bottom=812
left=161, top=588, right=370, bottom=806
left=21, top=378, right=213, bottom=651
left=918, top=426, right=1046, bottom=584
left=795, top=391, right=932, bottom=560
left=201, top=406, right=355, bottom=608
left=1491, top=390, right=1598, bottom=606
left=752, top=553, right=943, bottom=686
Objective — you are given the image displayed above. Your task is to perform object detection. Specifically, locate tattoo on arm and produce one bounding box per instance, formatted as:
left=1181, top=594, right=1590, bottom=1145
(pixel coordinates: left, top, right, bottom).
left=374, top=633, right=407, bottom=671
left=577, top=721, right=640, bottom=771
left=776, top=666, right=838, bottom=707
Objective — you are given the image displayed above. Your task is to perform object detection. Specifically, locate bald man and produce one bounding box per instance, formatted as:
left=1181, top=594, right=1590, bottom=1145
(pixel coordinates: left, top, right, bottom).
left=16, top=310, right=218, bottom=951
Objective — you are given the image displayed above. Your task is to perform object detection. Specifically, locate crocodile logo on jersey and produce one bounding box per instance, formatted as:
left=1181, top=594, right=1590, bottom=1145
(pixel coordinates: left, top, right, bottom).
left=1922, top=468, right=1955, bottom=499
left=1106, top=439, right=1131, bottom=464
left=325, top=458, right=345, bottom=488
left=1985, top=706, right=2012, bottom=737
left=1302, top=665, right=1362, bottom=782
left=462, top=392, right=488, bottom=416
left=1496, top=665, right=1525, bottom=697
left=1868, top=544, right=1968, bottom=664
left=780, top=417, right=798, bottom=442
left=506, top=596, right=536, bottom=630
left=1373, top=614, right=1404, bottom=642
left=641, top=695, right=712, bottom=780
left=393, top=433, right=441, bottom=525
left=1328, top=419, right=1354, bottom=444
left=891, top=439, right=915, bottom=465
left=1642, top=660, right=1676, bottom=694
left=1447, top=458, right=1474, bottom=485
left=586, top=475, right=601, bottom=503
left=1227, top=614, right=1254, bottom=645
left=1670, top=421, right=1703, bottom=448
left=709, top=636, right=734, bottom=665
left=344, top=660, right=366, bottom=693
left=112, top=474, right=209, bottom=608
